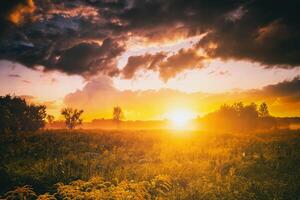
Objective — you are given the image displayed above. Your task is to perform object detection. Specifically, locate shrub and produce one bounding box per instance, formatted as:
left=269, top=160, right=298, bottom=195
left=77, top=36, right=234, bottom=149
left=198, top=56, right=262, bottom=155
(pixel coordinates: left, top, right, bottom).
left=0, top=95, right=46, bottom=133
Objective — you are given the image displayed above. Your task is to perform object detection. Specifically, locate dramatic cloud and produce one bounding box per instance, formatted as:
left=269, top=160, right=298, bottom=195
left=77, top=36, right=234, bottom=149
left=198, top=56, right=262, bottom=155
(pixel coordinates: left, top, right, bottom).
left=1, top=0, right=300, bottom=79
left=0, top=0, right=126, bottom=77
left=50, top=38, right=124, bottom=76
left=120, top=0, right=300, bottom=67
left=243, top=76, right=300, bottom=116
left=260, top=76, right=300, bottom=102
left=8, top=0, right=36, bottom=25
left=0, top=0, right=35, bottom=32
left=122, top=53, right=167, bottom=79
left=158, top=48, right=205, bottom=81
left=121, top=47, right=205, bottom=81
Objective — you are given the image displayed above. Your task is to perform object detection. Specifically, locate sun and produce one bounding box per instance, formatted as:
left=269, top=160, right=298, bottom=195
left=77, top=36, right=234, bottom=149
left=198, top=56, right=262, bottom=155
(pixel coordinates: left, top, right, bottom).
left=166, top=109, right=196, bottom=129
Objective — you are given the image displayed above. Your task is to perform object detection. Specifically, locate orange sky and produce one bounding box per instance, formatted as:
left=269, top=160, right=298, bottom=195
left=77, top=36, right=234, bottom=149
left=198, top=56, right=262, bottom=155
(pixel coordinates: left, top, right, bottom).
left=1, top=37, right=300, bottom=120
left=1, top=0, right=300, bottom=121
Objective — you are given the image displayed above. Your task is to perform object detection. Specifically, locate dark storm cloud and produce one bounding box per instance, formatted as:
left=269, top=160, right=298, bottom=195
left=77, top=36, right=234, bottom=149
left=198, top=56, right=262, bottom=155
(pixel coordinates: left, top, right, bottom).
left=198, top=1, right=300, bottom=67
left=261, top=76, right=300, bottom=102
left=1, top=0, right=300, bottom=78
left=126, top=0, right=300, bottom=67
left=49, top=38, right=124, bottom=76
left=122, top=53, right=167, bottom=79
left=0, top=0, right=35, bottom=35
left=0, top=0, right=126, bottom=76
left=121, top=47, right=205, bottom=81
left=243, top=76, right=300, bottom=105
left=119, top=0, right=300, bottom=68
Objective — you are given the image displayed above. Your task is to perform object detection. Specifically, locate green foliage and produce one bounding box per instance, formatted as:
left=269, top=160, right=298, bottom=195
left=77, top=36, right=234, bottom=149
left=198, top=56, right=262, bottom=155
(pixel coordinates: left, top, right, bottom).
left=61, top=108, right=84, bottom=129
left=0, top=95, right=46, bottom=133
left=1, top=130, right=300, bottom=199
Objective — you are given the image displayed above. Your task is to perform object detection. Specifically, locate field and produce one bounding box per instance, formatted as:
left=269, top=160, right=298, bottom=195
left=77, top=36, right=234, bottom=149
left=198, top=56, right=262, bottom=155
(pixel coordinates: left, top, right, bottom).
left=1, top=129, right=300, bottom=199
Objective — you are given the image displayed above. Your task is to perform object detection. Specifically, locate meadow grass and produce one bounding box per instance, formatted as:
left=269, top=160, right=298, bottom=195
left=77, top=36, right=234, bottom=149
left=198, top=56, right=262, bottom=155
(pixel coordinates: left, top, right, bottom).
left=0, top=129, right=300, bottom=199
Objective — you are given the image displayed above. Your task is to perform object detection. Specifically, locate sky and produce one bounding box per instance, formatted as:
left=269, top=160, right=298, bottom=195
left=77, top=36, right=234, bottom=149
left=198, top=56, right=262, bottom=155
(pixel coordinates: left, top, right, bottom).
left=0, top=0, right=300, bottom=121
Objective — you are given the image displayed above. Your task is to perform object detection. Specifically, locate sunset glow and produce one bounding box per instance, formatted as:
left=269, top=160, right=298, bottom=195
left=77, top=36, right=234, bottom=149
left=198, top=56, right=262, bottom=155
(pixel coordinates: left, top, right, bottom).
left=166, top=109, right=196, bottom=129
left=1, top=1, right=300, bottom=199
left=0, top=0, right=299, bottom=121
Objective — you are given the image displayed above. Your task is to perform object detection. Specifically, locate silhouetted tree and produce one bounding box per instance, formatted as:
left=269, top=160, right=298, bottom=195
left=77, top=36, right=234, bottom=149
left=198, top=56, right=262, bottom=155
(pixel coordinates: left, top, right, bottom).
left=0, top=104, right=11, bottom=133
left=46, top=114, right=55, bottom=129
left=257, top=102, right=277, bottom=129
left=202, top=102, right=276, bottom=132
left=61, top=108, right=83, bottom=129
left=232, top=102, right=244, bottom=114
left=113, top=106, right=123, bottom=121
left=46, top=115, right=55, bottom=124
left=0, top=95, right=46, bottom=133
left=258, top=102, right=270, bottom=117
left=239, top=103, right=259, bottom=131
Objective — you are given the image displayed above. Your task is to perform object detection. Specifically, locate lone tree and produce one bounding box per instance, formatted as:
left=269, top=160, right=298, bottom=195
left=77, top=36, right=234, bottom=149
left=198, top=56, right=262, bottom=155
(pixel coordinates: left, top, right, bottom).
left=0, top=95, right=46, bottom=133
left=258, top=102, right=270, bottom=117
left=61, top=108, right=83, bottom=129
left=113, top=106, right=123, bottom=121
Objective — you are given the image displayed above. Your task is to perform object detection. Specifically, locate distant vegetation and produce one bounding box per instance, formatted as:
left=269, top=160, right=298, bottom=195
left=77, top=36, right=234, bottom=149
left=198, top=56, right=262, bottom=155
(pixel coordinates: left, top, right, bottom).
left=201, top=102, right=277, bottom=132
left=0, top=95, right=294, bottom=131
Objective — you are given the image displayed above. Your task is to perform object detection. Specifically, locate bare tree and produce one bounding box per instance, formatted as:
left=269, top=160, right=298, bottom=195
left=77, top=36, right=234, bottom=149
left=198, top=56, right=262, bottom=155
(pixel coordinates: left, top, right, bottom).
left=113, top=106, right=123, bottom=121
left=61, top=108, right=84, bottom=129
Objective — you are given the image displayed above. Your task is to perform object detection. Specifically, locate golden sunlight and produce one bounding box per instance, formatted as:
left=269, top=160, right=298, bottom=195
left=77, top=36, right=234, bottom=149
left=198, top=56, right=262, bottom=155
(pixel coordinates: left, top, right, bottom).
left=1, top=1, right=300, bottom=199
left=166, top=109, right=196, bottom=129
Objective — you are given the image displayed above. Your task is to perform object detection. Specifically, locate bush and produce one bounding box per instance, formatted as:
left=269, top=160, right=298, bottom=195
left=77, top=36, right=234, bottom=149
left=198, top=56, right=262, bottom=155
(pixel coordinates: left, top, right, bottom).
left=0, top=95, right=46, bottom=133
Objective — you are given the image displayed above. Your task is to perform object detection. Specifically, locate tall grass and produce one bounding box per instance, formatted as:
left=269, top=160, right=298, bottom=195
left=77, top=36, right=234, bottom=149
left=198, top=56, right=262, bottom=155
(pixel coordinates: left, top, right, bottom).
left=1, top=129, right=300, bottom=199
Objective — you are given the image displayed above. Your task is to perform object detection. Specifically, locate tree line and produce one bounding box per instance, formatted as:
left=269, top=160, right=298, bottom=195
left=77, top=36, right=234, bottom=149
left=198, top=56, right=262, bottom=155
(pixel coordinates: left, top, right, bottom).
left=0, top=95, right=277, bottom=133
left=0, top=95, right=124, bottom=133
left=201, top=102, right=277, bottom=132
